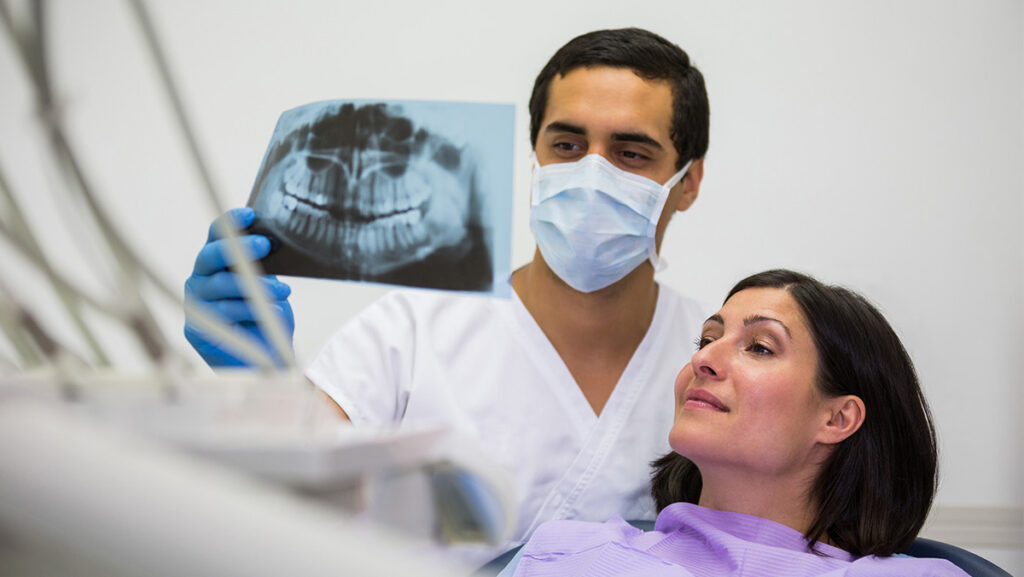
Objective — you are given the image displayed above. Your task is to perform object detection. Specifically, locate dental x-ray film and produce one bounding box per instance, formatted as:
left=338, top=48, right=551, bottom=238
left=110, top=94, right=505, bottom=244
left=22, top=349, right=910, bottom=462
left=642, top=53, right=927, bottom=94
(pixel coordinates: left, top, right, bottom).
left=246, top=100, right=514, bottom=295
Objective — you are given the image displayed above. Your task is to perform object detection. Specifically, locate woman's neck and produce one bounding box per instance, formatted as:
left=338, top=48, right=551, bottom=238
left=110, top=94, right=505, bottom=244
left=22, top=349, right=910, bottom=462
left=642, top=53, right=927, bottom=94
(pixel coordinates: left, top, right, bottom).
left=696, top=467, right=820, bottom=539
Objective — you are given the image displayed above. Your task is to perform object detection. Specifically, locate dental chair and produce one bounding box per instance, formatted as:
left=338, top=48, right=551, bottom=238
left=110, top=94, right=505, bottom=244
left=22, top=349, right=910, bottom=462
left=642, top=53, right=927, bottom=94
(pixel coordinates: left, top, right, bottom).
left=475, top=521, right=1014, bottom=577
left=904, top=537, right=1013, bottom=577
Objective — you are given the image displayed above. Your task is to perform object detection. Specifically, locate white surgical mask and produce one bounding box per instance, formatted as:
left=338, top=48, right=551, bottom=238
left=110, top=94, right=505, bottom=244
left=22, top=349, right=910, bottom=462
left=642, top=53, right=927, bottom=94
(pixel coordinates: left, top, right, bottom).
left=529, top=153, right=692, bottom=293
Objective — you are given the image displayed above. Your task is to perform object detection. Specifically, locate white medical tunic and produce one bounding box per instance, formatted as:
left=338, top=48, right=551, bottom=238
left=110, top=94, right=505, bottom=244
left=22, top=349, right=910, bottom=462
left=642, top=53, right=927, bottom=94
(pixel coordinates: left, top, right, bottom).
left=307, top=283, right=711, bottom=555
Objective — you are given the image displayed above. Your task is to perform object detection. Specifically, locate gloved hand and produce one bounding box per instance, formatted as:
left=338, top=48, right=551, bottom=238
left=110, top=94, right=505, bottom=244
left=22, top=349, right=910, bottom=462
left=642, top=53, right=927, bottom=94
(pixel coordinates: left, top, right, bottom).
left=184, top=207, right=295, bottom=367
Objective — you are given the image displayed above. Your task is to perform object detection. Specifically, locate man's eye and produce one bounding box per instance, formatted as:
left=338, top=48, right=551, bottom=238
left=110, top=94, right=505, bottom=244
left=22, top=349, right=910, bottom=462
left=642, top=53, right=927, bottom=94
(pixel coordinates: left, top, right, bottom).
left=616, top=149, right=653, bottom=171
left=551, top=141, right=585, bottom=160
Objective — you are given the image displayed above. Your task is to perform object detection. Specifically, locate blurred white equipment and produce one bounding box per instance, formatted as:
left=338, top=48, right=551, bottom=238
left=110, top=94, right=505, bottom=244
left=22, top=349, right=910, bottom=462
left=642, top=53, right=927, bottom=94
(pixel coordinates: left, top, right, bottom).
left=0, top=2, right=515, bottom=575
left=0, top=371, right=515, bottom=576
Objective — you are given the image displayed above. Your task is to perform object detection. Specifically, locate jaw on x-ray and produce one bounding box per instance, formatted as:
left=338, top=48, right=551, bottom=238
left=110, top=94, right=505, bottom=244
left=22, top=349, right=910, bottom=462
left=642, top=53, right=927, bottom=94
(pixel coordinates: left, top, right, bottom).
left=247, top=101, right=499, bottom=291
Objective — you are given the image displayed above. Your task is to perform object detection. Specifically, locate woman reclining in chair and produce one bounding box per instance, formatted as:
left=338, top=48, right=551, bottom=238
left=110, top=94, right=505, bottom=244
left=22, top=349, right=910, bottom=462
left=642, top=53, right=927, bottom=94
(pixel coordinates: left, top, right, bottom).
left=504, top=269, right=968, bottom=576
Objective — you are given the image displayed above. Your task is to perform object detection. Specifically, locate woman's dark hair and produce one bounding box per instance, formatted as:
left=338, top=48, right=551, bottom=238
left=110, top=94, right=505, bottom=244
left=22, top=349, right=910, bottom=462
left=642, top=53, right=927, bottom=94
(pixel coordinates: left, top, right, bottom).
left=528, top=28, right=710, bottom=170
left=651, top=269, right=938, bottom=557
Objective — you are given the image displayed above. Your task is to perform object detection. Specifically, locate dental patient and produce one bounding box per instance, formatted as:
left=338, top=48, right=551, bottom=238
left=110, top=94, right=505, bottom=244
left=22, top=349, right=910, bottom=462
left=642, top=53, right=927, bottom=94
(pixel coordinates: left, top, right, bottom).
left=503, top=269, right=968, bottom=576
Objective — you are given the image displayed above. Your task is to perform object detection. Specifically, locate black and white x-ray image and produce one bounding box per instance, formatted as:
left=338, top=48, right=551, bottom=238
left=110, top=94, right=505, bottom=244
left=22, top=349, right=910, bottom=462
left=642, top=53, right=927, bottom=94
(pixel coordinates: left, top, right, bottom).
left=246, top=100, right=514, bottom=294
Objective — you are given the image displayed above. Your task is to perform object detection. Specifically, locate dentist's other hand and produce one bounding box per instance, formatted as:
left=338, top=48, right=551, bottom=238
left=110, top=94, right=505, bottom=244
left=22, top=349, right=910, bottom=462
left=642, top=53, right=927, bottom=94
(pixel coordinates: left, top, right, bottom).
left=184, top=207, right=294, bottom=367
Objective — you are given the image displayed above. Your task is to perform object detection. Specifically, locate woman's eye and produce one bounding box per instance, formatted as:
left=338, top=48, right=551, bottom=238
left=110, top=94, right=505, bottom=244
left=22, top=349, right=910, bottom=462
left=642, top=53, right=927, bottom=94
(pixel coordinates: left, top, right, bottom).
left=748, top=341, right=774, bottom=356
left=694, top=336, right=713, bottom=350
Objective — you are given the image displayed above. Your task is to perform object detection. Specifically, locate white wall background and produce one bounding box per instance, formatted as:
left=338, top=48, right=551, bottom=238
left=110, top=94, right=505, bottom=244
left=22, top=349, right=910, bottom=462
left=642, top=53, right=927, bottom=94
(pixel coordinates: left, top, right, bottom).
left=0, top=0, right=1020, bottom=570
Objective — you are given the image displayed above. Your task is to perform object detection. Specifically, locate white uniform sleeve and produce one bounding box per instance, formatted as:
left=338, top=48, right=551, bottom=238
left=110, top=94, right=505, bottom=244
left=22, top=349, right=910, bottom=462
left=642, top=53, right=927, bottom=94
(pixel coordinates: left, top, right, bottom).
left=305, top=291, right=418, bottom=426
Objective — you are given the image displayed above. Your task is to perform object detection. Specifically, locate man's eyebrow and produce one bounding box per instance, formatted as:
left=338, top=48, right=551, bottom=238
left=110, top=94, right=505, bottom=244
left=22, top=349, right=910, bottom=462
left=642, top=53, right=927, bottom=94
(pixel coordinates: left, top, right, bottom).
left=611, top=131, right=663, bottom=149
left=544, top=121, right=586, bottom=135
left=743, top=315, right=792, bottom=339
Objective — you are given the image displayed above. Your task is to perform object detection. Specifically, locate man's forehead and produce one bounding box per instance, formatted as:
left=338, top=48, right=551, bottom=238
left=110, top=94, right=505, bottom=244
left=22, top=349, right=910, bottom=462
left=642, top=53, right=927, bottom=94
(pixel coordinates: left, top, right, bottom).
left=543, top=66, right=674, bottom=141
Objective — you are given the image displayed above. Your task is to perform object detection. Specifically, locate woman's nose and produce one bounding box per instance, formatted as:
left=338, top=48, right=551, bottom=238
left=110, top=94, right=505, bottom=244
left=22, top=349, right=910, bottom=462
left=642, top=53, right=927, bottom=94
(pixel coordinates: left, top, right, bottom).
left=691, top=340, right=723, bottom=379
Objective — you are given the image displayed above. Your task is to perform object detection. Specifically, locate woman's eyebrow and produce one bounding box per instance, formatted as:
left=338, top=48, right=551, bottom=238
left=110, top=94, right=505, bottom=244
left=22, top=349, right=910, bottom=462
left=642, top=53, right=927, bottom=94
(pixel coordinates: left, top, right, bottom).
left=743, top=315, right=792, bottom=338
left=703, top=314, right=724, bottom=327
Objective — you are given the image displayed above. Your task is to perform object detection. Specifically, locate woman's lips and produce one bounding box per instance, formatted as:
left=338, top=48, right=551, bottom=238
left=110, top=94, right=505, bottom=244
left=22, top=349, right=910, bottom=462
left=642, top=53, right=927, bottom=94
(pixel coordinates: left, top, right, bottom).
left=683, top=389, right=729, bottom=412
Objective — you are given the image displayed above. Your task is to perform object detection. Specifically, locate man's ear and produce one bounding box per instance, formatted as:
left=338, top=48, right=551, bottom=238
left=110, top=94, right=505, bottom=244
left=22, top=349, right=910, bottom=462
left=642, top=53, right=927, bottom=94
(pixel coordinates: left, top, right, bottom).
left=674, top=158, right=704, bottom=213
left=817, top=395, right=866, bottom=445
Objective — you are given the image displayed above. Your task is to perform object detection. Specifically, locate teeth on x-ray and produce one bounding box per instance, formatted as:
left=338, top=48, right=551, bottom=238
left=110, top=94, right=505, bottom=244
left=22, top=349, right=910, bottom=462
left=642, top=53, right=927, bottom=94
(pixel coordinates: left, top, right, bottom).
left=255, top=102, right=472, bottom=277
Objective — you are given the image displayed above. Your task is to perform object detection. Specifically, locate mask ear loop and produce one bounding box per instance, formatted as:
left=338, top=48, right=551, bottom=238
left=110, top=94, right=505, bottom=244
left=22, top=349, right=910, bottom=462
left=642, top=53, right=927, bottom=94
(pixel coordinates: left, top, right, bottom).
left=529, top=151, right=542, bottom=207
left=647, top=158, right=694, bottom=271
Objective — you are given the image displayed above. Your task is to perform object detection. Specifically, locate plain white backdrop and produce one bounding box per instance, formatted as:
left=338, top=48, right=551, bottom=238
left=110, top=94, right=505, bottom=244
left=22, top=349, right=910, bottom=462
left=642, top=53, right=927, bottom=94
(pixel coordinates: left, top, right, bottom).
left=0, top=0, right=1020, bottom=569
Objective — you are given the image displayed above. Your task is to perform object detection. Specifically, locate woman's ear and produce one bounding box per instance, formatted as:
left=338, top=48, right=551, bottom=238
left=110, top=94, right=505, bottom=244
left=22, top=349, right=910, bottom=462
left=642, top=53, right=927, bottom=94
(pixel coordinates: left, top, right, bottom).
left=818, top=395, right=866, bottom=445
left=674, top=158, right=704, bottom=213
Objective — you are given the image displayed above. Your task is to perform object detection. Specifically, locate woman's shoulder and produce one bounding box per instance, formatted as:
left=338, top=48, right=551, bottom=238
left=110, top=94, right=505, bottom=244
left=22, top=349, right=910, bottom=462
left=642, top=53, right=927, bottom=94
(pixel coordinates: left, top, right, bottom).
left=515, top=517, right=687, bottom=576
left=524, top=516, right=643, bottom=554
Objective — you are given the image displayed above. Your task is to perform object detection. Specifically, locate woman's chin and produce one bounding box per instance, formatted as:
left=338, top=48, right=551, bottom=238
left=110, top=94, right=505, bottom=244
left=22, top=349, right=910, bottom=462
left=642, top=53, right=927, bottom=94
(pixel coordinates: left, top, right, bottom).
left=668, top=426, right=712, bottom=463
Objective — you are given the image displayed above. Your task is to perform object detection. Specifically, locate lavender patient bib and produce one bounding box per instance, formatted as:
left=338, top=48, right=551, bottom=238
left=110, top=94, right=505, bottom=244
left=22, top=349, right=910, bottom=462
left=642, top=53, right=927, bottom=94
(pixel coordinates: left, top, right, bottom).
left=511, top=503, right=969, bottom=577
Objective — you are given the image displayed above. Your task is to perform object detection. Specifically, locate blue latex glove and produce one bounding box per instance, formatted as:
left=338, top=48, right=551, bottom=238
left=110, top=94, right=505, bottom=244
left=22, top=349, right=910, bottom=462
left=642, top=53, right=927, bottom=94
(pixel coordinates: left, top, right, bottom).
left=184, top=207, right=295, bottom=367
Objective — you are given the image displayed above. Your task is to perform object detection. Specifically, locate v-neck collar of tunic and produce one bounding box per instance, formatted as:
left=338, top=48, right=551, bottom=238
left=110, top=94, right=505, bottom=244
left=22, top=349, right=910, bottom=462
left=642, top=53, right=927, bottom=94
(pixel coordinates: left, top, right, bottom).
left=499, top=284, right=675, bottom=539
left=502, top=284, right=670, bottom=435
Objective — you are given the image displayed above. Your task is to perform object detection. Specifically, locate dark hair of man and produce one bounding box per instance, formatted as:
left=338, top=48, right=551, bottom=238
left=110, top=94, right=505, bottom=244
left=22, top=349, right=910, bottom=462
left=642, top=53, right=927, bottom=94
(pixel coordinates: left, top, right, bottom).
left=651, top=269, right=938, bottom=557
left=528, top=28, right=710, bottom=170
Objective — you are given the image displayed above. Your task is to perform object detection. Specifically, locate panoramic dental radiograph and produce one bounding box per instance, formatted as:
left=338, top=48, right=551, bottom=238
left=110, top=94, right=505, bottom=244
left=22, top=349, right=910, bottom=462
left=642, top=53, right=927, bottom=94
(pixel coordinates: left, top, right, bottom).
left=247, top=101, right=493, bottom=291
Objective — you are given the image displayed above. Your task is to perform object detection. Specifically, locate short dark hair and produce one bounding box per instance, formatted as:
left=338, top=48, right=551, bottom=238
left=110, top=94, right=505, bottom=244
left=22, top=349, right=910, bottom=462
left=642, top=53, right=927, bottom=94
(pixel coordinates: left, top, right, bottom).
left=651, top=269, right=938, bottom=557
left=528, top=28, right=710, bottom=170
